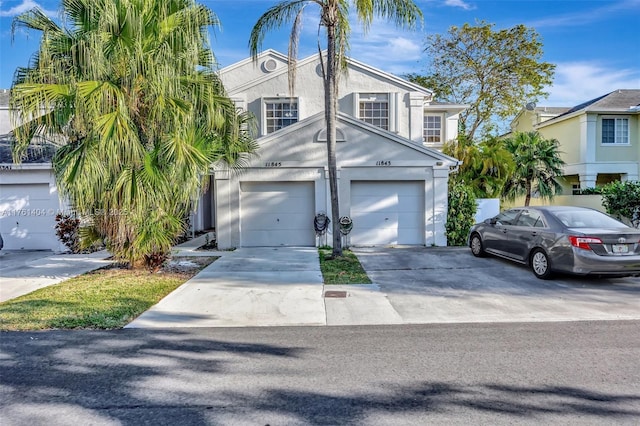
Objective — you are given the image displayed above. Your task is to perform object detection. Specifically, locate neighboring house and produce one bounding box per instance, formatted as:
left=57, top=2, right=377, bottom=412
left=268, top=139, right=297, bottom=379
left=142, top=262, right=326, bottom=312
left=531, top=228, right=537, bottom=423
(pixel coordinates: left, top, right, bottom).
left=0, top=89, right=66, bottom=251
left=206, top=50, right=466, bottom=249
left=509, top=89, right=640, bottom=193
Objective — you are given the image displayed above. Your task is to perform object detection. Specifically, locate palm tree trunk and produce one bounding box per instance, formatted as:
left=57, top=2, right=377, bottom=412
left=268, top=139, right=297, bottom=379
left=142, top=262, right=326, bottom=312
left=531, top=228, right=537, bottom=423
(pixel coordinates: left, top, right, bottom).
left=325, top=22, right=342, bottom=257
left=525, top=180, right=532, bottom=206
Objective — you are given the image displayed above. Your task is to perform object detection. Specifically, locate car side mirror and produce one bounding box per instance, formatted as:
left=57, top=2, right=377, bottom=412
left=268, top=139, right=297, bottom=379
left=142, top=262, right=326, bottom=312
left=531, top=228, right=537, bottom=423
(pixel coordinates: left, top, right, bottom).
left=485, top=218, right=497, bottom=225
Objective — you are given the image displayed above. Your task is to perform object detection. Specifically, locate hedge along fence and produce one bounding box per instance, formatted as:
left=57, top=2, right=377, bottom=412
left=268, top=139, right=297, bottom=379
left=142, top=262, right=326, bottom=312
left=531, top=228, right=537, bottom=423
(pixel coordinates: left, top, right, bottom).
left=446, top=181, right=477, bottom=246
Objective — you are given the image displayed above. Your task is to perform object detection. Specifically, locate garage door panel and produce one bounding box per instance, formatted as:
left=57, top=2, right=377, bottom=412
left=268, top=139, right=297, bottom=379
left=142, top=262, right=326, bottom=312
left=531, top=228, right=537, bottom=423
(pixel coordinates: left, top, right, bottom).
left=0, top=183, right=60, bottom=250
left=398, top=212, right=423, bottom=228
left=350, top=181, right=424, bottom=246
left=351, top=196, right=399, bottom=213
left=351, top=227, right=397, bottom=246
left=353, top=212, right=398, bottom=229
left=242, top=213, right=310, bottom=231
left=240, top=181, right=315, bottom=247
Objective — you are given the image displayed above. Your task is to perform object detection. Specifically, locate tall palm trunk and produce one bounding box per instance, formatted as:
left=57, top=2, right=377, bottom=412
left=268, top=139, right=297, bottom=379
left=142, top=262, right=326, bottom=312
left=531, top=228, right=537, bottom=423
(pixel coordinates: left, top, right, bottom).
left=325, top=21, right=342, bottom=257
left=525, top=180, right=532, bottom=206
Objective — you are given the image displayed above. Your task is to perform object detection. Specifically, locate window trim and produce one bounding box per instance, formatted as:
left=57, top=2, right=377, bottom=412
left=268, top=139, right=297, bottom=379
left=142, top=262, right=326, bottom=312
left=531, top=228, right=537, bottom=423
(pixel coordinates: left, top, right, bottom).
left=601, top=116, right=630, bottom=145
left=262, top=97, right=300, bottom=135
left=423, top=113, right=444, bottom=144
left=354, top=92, right=397, bottom=132
left=358, top=93, right=389, bottom=130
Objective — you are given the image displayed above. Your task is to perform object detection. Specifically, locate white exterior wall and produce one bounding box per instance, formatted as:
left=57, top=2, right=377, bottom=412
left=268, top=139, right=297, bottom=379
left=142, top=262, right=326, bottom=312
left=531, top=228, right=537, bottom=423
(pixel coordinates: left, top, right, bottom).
left=213, top=112, right=456, bottom=249
left=221, top=51, right=436, bottom=143
left=210, top=51, right=463, bottom=249
left=0, top=165, right=66, bottom=251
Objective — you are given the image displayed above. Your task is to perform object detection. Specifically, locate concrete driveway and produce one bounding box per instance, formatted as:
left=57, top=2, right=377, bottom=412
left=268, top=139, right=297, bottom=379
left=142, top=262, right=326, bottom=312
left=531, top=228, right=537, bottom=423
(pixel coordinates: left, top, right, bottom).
left=0, top=250, right=111, bottom=302
left=349, top=247, right=640, bottom=324
left=127, top=247, right=326, bottom=328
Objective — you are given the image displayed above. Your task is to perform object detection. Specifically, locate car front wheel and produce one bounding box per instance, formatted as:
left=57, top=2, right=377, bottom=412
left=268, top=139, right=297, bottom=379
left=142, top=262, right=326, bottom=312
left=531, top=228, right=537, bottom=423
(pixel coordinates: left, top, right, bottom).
left=531, top=249, right=553, bottom=279
left=470, top=233, right=486, bottom=257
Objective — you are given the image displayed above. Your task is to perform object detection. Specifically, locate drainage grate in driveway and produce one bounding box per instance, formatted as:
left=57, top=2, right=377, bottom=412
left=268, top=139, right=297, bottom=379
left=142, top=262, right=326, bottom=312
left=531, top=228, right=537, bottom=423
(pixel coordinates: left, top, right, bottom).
left=324, top=291, right=348, bottom=298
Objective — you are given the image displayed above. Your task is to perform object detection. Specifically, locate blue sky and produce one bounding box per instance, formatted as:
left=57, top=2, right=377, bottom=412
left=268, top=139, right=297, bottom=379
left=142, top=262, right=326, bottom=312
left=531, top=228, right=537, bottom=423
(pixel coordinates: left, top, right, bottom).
left=0, top=0, right=639, bottom=108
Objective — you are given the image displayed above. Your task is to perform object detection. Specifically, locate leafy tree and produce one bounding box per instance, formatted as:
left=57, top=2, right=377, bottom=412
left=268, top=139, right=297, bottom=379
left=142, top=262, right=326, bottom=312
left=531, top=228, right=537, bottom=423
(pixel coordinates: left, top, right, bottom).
left=443, top=134, right=514, bottom=198
left=601, top=181, right=640, bottom=228
left=408, top=21, right=555, bottom=140
left=445, top=181, right=477, bottom=246
left=11, top=0, right=257, bottom=268
left=502, top=131, right=565, bottom=206
left=249, top=0, right=422, bottom=257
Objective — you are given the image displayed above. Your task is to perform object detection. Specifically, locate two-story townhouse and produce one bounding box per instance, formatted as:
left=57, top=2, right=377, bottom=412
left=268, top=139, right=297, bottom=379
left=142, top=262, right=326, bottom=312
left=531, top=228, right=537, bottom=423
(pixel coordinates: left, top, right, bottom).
left=207, top=50, right=466, bottom=249
left=509, top=89, right=640, bottom=193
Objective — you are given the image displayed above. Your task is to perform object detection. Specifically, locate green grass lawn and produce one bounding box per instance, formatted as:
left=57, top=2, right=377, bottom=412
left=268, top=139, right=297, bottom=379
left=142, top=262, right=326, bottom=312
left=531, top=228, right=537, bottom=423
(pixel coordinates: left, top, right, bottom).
left=0, top=257, right=217, bottom=331
left=318, top=247, right=371, bottom=284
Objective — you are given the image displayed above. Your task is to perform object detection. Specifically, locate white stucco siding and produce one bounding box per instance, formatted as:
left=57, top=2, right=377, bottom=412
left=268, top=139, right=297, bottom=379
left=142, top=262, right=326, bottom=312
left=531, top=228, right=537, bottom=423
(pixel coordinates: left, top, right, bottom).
left=212, top=113, right=455, bottom=249
left=220, top=51, right=429, bottom=142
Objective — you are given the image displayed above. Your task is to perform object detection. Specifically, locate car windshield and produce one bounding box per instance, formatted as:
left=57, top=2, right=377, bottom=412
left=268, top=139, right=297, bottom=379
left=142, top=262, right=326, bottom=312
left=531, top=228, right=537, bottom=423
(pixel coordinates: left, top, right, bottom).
left=552, top=210, right=627, bottom=228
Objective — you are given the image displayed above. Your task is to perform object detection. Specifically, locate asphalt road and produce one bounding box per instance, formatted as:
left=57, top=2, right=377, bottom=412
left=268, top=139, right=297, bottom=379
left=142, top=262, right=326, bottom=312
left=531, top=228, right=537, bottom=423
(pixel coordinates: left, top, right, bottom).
left=2, top=321, right=639, bottom=425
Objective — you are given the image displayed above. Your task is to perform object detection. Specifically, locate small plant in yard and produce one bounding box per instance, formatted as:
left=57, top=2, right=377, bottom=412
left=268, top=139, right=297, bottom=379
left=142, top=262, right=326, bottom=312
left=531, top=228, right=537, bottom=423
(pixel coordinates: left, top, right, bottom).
left=55, top=213, right=80, bottom=252
left=318, top=246, right=371, bottom=284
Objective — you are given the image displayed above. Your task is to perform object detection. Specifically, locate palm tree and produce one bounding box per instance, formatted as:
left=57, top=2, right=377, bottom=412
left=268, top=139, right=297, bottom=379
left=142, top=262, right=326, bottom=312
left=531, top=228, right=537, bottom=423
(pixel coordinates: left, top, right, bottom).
left=443, top=135, right=514, bottom=199
left=10, top=0, right=257, bottom=268
left=502, top=131, right=565, bottom=206
left=249, top=0, right=422, bottom=257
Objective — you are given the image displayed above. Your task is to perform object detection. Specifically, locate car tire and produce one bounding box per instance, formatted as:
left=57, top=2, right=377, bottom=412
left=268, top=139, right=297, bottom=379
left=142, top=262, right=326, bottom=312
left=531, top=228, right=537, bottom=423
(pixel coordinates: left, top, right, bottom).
left=469, top=233, right=486, bottom=257
left=531, top=249, right=553, bottom=279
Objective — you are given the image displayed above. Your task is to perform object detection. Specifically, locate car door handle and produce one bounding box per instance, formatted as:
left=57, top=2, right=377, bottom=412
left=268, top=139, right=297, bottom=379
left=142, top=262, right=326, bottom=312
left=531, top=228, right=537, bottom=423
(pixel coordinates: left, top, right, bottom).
left=530, top=231, right=538, bottom=236
left=502, top=229, right=508, bottom=233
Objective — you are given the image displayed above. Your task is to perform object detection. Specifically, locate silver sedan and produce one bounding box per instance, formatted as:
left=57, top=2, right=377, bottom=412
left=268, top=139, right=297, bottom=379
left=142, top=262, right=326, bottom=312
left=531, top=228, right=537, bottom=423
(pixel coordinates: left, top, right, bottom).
left=468, top=206, right=640, bottom=279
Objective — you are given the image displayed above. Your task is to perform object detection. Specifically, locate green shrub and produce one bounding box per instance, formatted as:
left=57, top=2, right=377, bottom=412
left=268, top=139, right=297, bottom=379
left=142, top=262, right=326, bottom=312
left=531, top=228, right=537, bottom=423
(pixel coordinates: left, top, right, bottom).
left=601, top=181, right=640, bottom=228
left=446, top=181, right=477, bottom=246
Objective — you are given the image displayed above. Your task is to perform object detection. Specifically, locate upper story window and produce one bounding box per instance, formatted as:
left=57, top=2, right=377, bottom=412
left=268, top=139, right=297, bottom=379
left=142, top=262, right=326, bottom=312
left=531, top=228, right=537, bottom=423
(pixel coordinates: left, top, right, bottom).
left=423, top=115, right=442, bottom=143
left=358, top=93, right=389, bottom=130
left=602, top=117, right=629, bottom=144
left=264, top=98, right=298, bottom=134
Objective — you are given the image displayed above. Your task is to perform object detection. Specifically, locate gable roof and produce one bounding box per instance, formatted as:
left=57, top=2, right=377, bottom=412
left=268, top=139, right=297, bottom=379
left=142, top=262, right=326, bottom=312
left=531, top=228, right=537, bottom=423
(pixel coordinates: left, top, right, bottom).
left=538, top=89, right=640, bottom=127
left=220, top=49, right=433, bottom=98
left=254, top=110, right=460, bottom=166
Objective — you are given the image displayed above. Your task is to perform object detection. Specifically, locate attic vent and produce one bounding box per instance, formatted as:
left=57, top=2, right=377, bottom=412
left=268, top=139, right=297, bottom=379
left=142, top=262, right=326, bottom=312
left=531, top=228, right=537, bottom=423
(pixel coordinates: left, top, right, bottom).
left=316, top=128, right=346, bottom=143
left=262, top=58, right=278, bottom=73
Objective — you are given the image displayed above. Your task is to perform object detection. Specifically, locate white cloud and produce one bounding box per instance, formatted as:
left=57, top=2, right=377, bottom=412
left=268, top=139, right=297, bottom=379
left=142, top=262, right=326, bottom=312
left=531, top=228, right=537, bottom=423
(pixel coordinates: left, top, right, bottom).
left=527, top=0, right=640, bottom=29
left=350, top=35, right=423, bottom=74
left=546, top=62, right=640, bottom=106
left=344, top=16, right=425, bottom=74
left=0, top=0, right=57, bottom=18
left=444, top=0, right=475, bottom=11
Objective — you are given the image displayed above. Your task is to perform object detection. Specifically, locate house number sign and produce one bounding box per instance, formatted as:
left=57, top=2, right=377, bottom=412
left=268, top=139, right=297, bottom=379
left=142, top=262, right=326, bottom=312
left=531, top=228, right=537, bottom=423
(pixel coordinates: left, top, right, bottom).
left=375, top=160, right=391, bottom=166
left=264, top=162, right=282, bottom=167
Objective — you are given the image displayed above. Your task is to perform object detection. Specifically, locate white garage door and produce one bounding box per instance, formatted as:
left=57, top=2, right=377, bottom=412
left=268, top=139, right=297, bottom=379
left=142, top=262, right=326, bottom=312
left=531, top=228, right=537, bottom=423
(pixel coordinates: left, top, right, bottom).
left=240, top=181, right=315, bottom=247
left=0, top=183, right=59, bottom=250
left=350, top=181, right=424, bottom=246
